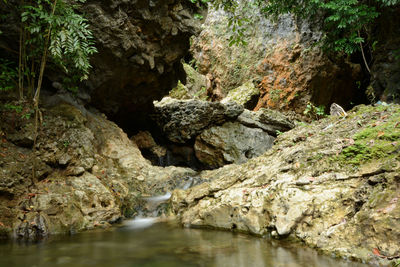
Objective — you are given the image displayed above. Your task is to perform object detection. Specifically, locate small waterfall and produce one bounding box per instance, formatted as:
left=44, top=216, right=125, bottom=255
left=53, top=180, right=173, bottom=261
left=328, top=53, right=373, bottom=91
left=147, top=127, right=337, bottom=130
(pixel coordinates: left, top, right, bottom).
left=123, top=176, right=201, bottom=229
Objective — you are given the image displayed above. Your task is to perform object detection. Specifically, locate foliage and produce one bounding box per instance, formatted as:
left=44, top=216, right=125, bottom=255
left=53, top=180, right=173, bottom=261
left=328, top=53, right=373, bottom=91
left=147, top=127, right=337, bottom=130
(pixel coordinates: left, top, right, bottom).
left=21, top=0, right=97, bottom=83
left=303, top=102, right=326, bottom=120
left=0, top=59, right=18, bottom=91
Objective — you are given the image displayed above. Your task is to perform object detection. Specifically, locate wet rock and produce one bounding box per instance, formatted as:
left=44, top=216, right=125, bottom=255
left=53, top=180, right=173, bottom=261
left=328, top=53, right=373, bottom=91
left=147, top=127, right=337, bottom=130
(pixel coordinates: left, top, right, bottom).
left=0, top=102, right=201, bottom=238
left=194, top=122, right=275, bottom=168
left=15, top=213, right=49, bottom=241
left=153, top=97, right=244, bottom=143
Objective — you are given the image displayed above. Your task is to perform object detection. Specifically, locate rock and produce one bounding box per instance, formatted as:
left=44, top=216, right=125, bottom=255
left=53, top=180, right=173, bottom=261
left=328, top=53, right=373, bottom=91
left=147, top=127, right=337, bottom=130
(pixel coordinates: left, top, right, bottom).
left=169, top=63, right=208, bottom=100
left=6, top=123, right=35, bottom=148
left=191, top=4, right=362, bottom=114
left=153, top=97, right=244, bottom=143
left=15, top=213, right=49, bottom=241
left=0, top=101, right=200, bottom=239
left=237, top=108, right=295, bottom=136
left=369, top=8, right=400, bottom=104
left=79, top=0, right=202, bottom=129
left=221, top=81, right=260, bottom=109
left=194, top=122, right=275, bottom=168
left=131, top=131, right=167, bottom=165
left=58, top=153, right=72, bottom=166
left=0, top=0, right=201, bottom=130
left=172, top=104, right=400, bottom=265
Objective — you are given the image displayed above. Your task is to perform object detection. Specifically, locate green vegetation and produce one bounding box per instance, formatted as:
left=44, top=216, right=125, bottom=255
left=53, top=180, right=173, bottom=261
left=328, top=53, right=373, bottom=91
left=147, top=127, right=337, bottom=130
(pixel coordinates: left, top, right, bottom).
left=1, top=0, right=96, bottom=98
left=303, top=102, right=326, bottom=120
left=335, top=105, right=400, bottom=166
left=0, top=59, right=18, bottom=91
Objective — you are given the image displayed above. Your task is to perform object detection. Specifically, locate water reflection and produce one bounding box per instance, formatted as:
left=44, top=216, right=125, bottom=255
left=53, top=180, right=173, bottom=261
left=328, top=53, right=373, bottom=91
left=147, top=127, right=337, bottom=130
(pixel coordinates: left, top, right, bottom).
left=0, top=222, right=368, bottom=267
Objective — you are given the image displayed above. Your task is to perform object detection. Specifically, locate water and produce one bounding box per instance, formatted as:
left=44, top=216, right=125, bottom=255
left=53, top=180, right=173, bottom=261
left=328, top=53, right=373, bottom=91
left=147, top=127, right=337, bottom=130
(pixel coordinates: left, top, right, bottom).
left=0, top=222, right=369, bottom=267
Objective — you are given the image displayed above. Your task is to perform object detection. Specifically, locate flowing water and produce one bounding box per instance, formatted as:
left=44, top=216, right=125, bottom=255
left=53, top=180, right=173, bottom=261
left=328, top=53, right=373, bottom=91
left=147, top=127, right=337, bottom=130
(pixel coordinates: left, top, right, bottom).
left=0, top=222, right=369, bottom=267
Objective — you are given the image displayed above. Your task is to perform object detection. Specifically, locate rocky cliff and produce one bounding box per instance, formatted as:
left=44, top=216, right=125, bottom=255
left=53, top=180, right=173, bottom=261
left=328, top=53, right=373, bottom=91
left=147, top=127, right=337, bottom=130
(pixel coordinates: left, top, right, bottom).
left=190, top=5, right=363, bottom=114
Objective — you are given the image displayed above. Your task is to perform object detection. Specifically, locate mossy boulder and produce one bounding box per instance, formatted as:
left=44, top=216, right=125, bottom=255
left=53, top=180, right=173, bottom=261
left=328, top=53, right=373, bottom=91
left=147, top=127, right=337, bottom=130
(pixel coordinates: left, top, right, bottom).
left=221, top=81, right=260, bottom=109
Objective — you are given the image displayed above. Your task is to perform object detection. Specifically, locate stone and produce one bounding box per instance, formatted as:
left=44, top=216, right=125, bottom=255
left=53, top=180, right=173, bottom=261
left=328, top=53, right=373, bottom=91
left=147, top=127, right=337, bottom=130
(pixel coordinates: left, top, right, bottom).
left=221, top=81, right=260, bottom=109
left=153, top=97, right=244, bottom=143
left=0, top=101, right=200, bottom=239
left=172, top=104, right=400, bottom=266
left=191, top=4, right=362, bottom=114
left=237, top=108, right=295, bottom=136
left=0, top=0, right=202, bottom=130
left=194, top=122, right=275, bottom=168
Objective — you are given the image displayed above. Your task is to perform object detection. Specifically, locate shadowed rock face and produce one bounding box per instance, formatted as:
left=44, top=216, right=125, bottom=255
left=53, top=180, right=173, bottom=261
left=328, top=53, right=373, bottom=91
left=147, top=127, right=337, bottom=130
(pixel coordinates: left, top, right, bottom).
left=80, top=0, right=201, bottom=129
left=0, top=0, right=201, bottom=131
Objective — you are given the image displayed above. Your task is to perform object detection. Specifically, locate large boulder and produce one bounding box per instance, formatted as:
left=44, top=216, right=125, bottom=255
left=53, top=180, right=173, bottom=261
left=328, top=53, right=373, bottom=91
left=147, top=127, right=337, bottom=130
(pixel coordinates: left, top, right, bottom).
left=171, top=104, right=400, bottom=266
left=152, top=97, right=244, bottom=143
left=194, top=122, right=275, bottom=168
left=237, top=108, right=295, bottom=136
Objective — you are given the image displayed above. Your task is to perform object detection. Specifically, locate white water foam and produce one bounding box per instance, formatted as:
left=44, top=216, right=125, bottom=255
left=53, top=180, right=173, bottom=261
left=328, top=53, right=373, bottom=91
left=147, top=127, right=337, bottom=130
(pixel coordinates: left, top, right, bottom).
left=143, top=192, right=172, bottom=203
left=124, top=217, right=159, bottom=229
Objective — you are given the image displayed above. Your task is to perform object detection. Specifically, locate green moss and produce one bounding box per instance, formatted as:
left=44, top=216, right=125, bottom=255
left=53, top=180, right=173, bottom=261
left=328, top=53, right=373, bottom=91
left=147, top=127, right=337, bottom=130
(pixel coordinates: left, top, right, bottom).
left=169, top=81, right=190, bottom=100
left=333, top=105, right=400, bottom=166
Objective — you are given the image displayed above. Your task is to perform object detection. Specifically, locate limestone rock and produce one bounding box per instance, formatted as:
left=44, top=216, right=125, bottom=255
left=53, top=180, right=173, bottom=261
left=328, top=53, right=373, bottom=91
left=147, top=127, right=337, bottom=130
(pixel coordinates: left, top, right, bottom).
left=237, top=108, right=295, bottom=136
left=131, top=131, right=167, bottom=165
left=191, top=5, right=362, bottom=114
left=153, top=97, right=244, bottom=143
left=221, top=81, right=260, bottom=109
left=80, top=0, right=202, bottom=128
left=0, top=101, right=199, bottom=240
left=172, top=104, right=400, bottom=266
left=194, top=122, right=275, bottom=168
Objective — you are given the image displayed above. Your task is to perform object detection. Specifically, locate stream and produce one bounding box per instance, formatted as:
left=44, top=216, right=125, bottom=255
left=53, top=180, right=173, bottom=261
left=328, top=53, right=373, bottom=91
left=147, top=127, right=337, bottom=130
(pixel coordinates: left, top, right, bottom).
left=0, top=221, right=369, bottom=267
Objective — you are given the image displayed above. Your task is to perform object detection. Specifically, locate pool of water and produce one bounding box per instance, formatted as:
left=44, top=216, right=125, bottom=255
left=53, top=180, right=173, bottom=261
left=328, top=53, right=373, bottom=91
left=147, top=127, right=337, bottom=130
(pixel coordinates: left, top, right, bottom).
left=0, top=221, right=369, bottom=267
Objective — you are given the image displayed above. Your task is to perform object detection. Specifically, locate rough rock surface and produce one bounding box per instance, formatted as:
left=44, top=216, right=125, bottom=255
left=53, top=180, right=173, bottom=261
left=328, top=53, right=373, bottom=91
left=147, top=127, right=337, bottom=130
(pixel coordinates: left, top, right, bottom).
left=194, top=122, right=275, bottom=168
left=237, top=108, right=295, bottom=136
left=172, top=104, right=400, bottom=266
left=0, top=98, right=196, bottom=240
left=191, top=5, right=362, bottom=113
left=153, top=97, right=244, bottom=143
left=169, top=63, right=208, bottom=100
left=0, top=0, right=201, bottom=130
left=80, top=0, right=201, bottom=128
left=221, top=81, right=260, bottom=109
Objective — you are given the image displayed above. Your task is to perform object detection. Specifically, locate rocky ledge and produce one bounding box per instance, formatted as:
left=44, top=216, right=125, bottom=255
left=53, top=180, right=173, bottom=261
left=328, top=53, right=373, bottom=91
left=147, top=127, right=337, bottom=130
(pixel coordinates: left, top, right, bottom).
left=171, top=104, right=400, bottom=266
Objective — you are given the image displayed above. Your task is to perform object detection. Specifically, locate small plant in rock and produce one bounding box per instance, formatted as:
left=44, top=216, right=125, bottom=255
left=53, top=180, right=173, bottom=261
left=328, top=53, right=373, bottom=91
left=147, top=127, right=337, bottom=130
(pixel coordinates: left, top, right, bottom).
left=303, top=102, right=326, bottom=120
